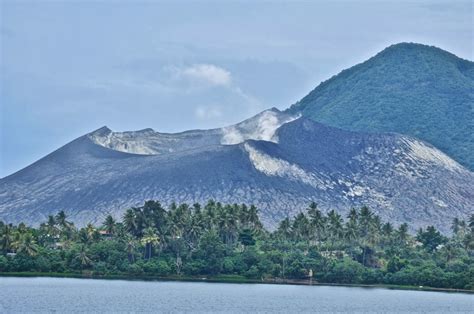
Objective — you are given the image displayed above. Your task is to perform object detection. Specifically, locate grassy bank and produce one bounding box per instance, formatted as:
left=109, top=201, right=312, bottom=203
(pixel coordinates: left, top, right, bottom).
left=2, top=272, right=473, bottom=294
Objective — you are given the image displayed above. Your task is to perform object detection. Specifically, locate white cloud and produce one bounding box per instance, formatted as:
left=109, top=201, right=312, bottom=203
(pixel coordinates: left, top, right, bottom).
left=83, top=63, right=233, bottom=93
left=195, top=105, right=223, bottom=120
left=179, top=64, right=232, bottom=87
left=82, top=63, right=265, bottom=130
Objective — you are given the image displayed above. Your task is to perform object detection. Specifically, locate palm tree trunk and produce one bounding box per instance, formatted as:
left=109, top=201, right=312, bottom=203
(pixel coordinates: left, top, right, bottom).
left=362, top=246, right=366, bottom=266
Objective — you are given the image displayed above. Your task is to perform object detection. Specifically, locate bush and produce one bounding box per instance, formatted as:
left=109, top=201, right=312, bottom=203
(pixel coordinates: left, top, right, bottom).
left=244, top=265, right=260, bottom=279
left=387, top=256, right=407, bottom=273
left=93, top=261, right=108, bottom=275
left=34, top=255, right=52, bottom=272
left=323, top=258, right=365, bottom=284
left=362, top=268, right=384, bottom=284
left=222, top=257, right=235, bottom=274
left=8, top=254, right=37, bottom=272
left=0, top=255, right=9, bottom=272
left=286, top=259, right=307, bottom=279
left=182, top=260, right=206, bottom=276
left=127, top=263, right=144, bottom=276
left=143, top=259, right=171, bottom=276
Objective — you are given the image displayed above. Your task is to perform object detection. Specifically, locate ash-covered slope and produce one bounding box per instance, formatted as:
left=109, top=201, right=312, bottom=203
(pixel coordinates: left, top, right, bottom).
left=0, top=111, right=472, bottom=233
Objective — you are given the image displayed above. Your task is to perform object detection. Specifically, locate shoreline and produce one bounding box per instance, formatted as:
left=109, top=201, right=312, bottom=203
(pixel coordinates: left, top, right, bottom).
left=1, top=272, right=473, bottom=294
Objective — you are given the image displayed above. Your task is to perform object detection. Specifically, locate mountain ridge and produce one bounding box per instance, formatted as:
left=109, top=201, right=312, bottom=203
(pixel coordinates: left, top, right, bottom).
left=1, top=113, right=472, bottom=233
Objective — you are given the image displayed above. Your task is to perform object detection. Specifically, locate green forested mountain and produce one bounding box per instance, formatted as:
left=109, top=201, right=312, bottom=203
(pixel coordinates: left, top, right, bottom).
left=289, top=43, right=474, bottom=170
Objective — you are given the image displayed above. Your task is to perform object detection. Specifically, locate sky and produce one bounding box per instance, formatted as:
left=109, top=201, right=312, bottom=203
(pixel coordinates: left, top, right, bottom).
left=0, top=0, right=472, bottom=178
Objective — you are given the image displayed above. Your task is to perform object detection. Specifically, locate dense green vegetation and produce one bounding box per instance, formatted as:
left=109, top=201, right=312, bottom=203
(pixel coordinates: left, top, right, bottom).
left=289, top=42, right=474, bottom=170
left=1, top=201, right=473, bottom=290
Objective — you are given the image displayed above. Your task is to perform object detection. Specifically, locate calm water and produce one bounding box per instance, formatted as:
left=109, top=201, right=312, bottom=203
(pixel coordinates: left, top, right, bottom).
left=0, top=277, right=473, bottom=313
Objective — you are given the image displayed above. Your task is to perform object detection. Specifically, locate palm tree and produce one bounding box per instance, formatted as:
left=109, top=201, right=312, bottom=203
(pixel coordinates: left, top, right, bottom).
left=459, top=220, right=468, bottom=235
left=327, top=210, right=343, bottom=249
left=132, top=207, right=146, bottom=237
left=85, top=223, right=96, bottom=242
left=186, top=217, right=202, bottom=250
left=381, top=222, right=394, bottom=249
left=14, top=233, right=38, bottom=256
left=292, top=212, right=310, bottom=242
left=247, top=205, right=262, bottom=230
left=441, top=242, right=457, bottom=263
left=141, top=227, right=160, bottom=260
left=308, top=207, right=325, bottom=245
left=357, top=207, right=377, bottom=266
left=451, top=218, right=461, bottom=235
left=169, top=203, right=190, bottom=239
left=306, top=202, right=318, bottom=218
left=123, top=234, right=137, bottom=263
left=372, top=215, right=382, bottom=233
left=367, top=219, right=381, bottom=248
left=227, top=205, right=239, bottom=243
left=216, top=205, right=239, bottom=246
left=469, top=214, right=474, bottom=232
left=192, top=203, right=202, bottom=216
left=345, top=208, right=359, bottom=245
left=103, top=215, right=116, bottom=235
left=358, top=206, right=374, bottom=239
left=56, top=211, right=71, bottom=229
left=56, top=211, right=67, bottom=224
left=239, top=204, right=249, bottom=227
left=167, top=205, right=184, bottom=241
left=123, top=208, right=137, bottom=235
left=396, top=223, right=409, bottom=245
left=75, top=245, right=92, bottom=270
left=382, top=222, right=393, bottom=237
left=46, top=215, right=59, bottom=240
left=216, top=207, right=228, bottom=241
left=0, top=223, right=14, bottom=253
left=203, top=200, right=216, bottom=229
left=462, top=232, right=474, bottom=250
left=347, top=208, right=359, bottom=223
left=17, top=223, right=27, bottom=234
left=344, top=217, right=358, bottom=251
left=277, top=217, right=292, bottom=239
left=56, top=210, right=74, bottom=239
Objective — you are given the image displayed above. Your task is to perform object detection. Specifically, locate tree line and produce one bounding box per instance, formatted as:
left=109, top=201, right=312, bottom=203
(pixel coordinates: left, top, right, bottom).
left=1, top=201, right=473, bottom=290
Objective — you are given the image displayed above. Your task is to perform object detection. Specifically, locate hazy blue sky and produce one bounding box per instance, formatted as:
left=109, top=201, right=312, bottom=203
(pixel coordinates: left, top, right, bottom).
left=0, top=0, right=472, bottom=177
